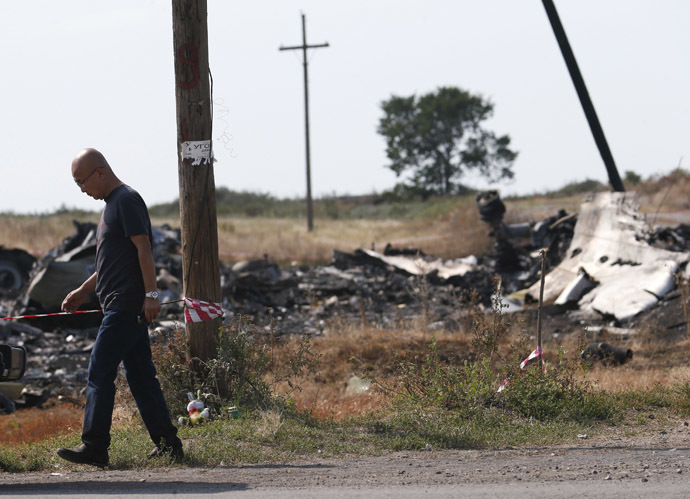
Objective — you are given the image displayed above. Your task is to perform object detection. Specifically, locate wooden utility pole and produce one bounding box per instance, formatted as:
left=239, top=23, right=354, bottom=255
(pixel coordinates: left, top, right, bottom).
left=171, top=0, right=222, bottom=361
left=279, top=14, right=329, bottom=232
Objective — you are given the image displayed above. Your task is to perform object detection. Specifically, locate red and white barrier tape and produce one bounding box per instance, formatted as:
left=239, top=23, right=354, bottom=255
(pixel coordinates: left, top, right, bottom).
left=183, top=298, right=224, bottom=323
left=2, top=297, right=224, bottom=323
left=1, top=309, right=102, bottom=321
left=497, top=346, right=545, bottom=393
left=519, top=346, right=543, bottom=369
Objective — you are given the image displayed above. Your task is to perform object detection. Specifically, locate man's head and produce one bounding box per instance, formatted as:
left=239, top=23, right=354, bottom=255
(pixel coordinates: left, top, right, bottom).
left=71, top=148, right=119, bottom=200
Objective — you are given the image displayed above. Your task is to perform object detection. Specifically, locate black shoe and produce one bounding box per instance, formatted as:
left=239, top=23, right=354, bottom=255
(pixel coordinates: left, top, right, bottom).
left=148, top=442, right=184, bottom=462
left=57, top=444, right=108, bottom=467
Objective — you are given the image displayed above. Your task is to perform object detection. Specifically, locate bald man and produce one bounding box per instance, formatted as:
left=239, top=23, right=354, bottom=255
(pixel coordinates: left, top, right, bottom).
left=57, top=149, right=182, bottom=466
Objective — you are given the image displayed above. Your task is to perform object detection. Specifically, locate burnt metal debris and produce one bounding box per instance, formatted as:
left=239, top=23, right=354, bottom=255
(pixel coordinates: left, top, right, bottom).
left=0, top=344, right=26, bottom=414
left=525, top=193, right=690, bottom=323
left=2, top=192, right=690, bottom=411
left=0, top=246, right=36, bottom=298
left=476, top=190, right=576, bottom=292
left=580, top=342, right=633, bottom=365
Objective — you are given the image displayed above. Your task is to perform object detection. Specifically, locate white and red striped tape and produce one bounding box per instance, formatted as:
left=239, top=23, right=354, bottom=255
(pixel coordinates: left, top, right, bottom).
left=1, top=309, right=102, bottom=321
left=2, top=297, right=224, bottom=323
left=497, top=346, right=545, bottom=393
left=519, top=346, right=543, bottom=369
left=183, top=297, right=224, bottom=323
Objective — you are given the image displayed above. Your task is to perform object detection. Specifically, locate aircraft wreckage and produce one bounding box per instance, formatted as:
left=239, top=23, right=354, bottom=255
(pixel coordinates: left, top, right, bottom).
left=1, top=191, right=690, bottom=411
left=1, top=192, right=689, bottom=334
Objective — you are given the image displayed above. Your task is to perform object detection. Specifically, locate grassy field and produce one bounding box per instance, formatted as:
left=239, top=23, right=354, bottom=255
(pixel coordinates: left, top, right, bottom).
left=3, top=171, right=690, bottom=471
left=4, top=169, right=689, bottom=263
left=3, top=312, right=690, bottom=472
left=0, top=197, right=493, bottom=265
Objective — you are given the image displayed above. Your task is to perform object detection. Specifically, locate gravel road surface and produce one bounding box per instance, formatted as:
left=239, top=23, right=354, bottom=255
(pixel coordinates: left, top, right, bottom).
left=3, top=429, right=690, bottom=498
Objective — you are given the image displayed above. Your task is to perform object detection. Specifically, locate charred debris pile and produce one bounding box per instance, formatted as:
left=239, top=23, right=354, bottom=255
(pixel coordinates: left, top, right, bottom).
left=2, top=192, right=690, bottom=409
left=1, top=194, right=576, bottom=339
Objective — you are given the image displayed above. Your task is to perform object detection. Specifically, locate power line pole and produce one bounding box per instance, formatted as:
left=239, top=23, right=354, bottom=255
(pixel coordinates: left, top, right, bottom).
left=171, top=0, right=222, bottom=361
left=279, top=13, right=329, bottom=232
left=542, top=0, right=625, bottom=192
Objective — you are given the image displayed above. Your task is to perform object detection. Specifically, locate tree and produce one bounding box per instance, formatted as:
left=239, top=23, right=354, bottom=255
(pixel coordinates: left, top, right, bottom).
left=623, top=170, right=642, bottom=186
left=377, top=87, right=517, bottom=196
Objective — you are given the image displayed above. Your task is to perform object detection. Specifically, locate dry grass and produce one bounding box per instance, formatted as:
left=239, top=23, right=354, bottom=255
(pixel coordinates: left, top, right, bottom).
left=0, top=374, right=146, bottom=447
left=504, top=170, right=690, bottom=227
left=594, top=331, right=690, bottom=392
left=270, top=317, right=690, bottom=420
left=255, top=409, right=284, bottom=438
left=635, top=169, right=690, bottom=214
left=4, top=174, right=690, bottom=263
left=215, top=217, right=412, bottom=265
left=534, top=317, right=690, bottom=393
left=210, top=197, right=492, bottom=265
left=1, top=201, right=492, bottom=265
left=2, top=189, right=627, bottom=267
left=6, top=322, right=690, bottom=442
left=0, top=214, right=99, bottom=255
left=583, top=364, right=690, bottom=393
left=269, top=320, right=476, bottom=420
left=504, top=195, right=585, bottom=223
left=0, top=402, right=82, bottom=444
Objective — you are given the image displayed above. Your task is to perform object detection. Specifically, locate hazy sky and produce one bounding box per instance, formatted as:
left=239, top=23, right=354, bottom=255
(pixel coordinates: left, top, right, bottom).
left=1, top=1, right=688, bottom=213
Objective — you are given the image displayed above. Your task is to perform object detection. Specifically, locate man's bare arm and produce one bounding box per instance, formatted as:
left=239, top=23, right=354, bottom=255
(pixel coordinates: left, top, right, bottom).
left=131, top=234, right=161, bottom=322
left=62, top=272, right=97, bottom=312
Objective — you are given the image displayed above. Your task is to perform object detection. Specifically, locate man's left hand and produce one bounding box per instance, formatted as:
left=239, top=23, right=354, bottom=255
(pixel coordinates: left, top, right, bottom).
left=142, top=297, right=161, bottom=323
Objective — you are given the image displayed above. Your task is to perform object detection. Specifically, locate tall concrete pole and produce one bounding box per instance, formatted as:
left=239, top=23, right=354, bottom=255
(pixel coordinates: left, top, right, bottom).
left=171, top=0, right=222, bottom=361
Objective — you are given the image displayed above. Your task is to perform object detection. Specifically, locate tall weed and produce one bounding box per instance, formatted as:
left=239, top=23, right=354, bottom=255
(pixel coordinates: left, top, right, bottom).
left=386, top=342, right=497, bottom=412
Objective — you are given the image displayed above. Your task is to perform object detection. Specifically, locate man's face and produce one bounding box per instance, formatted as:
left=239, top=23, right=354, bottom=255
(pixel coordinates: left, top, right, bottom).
left=72, top=166, right=104, bottom=200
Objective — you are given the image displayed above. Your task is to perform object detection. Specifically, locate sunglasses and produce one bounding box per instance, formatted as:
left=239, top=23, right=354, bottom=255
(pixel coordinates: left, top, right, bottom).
left=74, top=168, right=100, bottom=187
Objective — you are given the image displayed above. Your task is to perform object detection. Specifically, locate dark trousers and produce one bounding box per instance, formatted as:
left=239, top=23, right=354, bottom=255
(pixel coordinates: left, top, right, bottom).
left=82, top=309, right=179, bottom=451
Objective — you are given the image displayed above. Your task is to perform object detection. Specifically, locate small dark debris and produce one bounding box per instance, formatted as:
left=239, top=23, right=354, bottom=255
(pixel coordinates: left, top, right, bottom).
left=580, top=342, right=633, bottom=365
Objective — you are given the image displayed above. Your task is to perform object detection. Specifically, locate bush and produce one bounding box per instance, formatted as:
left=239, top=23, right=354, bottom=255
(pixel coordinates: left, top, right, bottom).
left=379, top=288, right=616, bottom=424
left=389, top=342, right=497, bottom=412
left=152, top=318, right=320, bottom=418
left=499, top=359, right=614, bottom=422
left=152, top=327, right=197, bottom=415
left=544, top=179, right=607, bottom=198
left=148, top=187, right=469, bottom=220
left=624, top=170, right=642, bottom=185
left=672, top=380, right=690, bottom=415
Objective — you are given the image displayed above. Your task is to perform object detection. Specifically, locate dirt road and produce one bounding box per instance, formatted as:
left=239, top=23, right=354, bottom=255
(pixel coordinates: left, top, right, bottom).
left=3, top=425, right=690, bottom=498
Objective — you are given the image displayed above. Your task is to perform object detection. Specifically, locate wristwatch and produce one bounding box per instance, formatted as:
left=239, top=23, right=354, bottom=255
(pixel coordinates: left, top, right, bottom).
left=145, top=290, right=160, bottom=300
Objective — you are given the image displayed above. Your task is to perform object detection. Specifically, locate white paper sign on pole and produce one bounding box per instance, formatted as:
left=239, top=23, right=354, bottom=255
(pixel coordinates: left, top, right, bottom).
left=181, top=140, right=213, bottom=165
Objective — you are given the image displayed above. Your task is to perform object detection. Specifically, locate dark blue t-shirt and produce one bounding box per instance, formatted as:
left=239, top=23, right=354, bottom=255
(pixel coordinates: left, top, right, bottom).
left=95, top=184, right=153, bottom=311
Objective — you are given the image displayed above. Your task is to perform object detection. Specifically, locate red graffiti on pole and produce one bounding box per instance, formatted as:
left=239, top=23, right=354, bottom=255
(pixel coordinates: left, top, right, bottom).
left=177, top=43, right=200, bottom=90
left=180, top=118, right=190, bottom=142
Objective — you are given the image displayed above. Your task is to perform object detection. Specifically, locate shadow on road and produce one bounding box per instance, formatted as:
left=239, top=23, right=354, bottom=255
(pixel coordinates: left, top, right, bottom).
left=0, top=480, right=249, bottom=495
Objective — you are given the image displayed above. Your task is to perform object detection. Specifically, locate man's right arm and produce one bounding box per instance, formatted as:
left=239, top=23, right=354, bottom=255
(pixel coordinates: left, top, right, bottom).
left=62, top=271, right=97, bottom=312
